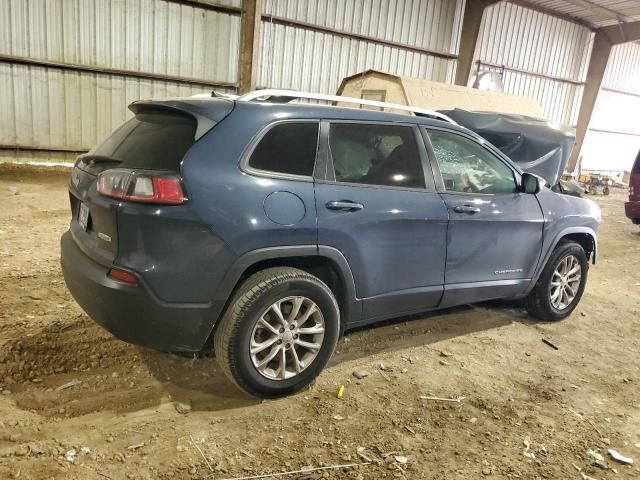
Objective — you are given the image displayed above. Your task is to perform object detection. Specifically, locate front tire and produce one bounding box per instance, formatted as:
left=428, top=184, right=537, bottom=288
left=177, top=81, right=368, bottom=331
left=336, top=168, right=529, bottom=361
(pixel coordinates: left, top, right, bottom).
left=213, top=267, right=340, bottom=398
left=525, top=241, right=588, bottom=321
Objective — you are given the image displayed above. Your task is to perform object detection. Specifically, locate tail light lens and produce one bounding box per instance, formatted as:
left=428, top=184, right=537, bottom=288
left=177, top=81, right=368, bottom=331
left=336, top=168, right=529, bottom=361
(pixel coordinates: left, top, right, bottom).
left=108, top=267, right=139, bottom=285
left=97, top=169, right=186, bottom=205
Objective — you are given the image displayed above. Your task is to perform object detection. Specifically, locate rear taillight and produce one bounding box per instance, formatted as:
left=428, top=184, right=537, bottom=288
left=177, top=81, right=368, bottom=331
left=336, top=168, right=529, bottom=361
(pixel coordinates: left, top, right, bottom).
left=97, top=169, right=186, bottom=205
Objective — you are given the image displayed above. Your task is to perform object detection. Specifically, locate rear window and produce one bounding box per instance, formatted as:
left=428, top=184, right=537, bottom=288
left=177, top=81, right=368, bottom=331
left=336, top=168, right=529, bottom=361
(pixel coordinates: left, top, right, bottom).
left=89, top=109, right=197, bottom=171
left=248, top=122, right=319, bottom=177
left=634, top=150, right=640, bottom=174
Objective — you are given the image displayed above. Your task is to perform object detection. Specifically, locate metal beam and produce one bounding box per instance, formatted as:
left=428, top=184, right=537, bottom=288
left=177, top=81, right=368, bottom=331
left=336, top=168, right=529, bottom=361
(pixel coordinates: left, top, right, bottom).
left=568, top=21, right=640, bottom=171
left=551, top=0, right=634, bottom=23
left=0, top=54, right=237, bottom=90
left=476, top=60, right=585, bottom=86
left=239, top=0, right=262, bottom=94
left=567, top=32, right=613, bottom=172
left=162, top=0, right=240, bottom=16
left=599, top=20, right=640, bottom=44
left=261, top=14, right=458, bottom=60
left=0, top=144, right=88, bottom=154
left=455, top=0, right=502, bottom=86
left=509, top=0, right=594, bottom=29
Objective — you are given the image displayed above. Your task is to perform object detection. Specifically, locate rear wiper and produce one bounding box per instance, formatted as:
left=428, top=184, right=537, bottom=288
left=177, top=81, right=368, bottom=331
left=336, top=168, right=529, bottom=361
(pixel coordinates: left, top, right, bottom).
left=79, top=154, right=123, bottom=164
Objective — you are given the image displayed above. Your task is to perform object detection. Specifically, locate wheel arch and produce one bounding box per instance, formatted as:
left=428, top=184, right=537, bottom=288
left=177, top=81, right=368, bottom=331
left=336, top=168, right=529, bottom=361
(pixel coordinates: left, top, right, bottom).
left=210, top=246, right=360, bottom=340
left=526, top=227, right=597, bottom=296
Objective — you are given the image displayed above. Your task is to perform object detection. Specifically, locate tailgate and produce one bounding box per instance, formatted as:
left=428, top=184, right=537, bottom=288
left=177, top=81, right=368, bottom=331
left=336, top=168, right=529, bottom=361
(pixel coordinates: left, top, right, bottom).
left=66, top=98, right=234, bottom=267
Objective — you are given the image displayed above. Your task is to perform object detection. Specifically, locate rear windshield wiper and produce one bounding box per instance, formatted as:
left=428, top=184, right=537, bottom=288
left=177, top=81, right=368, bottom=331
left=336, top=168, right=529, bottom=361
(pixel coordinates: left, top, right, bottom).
left=79, top=154, right=123, bottom=164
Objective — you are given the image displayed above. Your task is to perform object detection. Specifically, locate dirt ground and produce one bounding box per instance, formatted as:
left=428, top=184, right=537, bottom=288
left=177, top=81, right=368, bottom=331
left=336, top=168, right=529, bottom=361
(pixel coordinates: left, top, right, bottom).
left=0, top=163, right=638, bottom=480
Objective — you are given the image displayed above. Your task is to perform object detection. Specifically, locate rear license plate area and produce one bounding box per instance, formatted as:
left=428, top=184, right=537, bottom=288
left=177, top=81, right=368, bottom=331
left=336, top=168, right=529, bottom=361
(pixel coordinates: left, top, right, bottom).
left=78, top=202, right=90, bottom=231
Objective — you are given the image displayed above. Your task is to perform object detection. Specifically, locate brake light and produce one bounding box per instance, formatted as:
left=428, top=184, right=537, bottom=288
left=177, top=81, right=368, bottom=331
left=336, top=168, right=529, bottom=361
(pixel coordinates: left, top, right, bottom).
left=108, top=267, right=139, bottom=285
left=97, top=169, right=186, bottom=205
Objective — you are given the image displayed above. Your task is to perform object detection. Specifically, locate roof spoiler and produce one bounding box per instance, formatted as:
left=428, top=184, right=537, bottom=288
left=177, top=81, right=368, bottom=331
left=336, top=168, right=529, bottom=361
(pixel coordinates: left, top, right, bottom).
left=129, top=98, right=234, bottom=141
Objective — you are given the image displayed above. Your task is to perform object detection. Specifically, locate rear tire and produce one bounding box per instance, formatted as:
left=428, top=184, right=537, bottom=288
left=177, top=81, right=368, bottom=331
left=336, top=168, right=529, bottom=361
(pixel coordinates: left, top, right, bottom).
left=525, top=241, right=588, bottom=321
left=213, top=267, right=340, bottom=398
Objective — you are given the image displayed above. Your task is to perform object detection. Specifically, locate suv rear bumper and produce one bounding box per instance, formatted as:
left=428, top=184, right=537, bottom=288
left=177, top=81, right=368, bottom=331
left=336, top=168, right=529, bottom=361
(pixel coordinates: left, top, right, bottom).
left=625, top=200, right=640, bottom=224
left=60, top=231, right=213, bottom=352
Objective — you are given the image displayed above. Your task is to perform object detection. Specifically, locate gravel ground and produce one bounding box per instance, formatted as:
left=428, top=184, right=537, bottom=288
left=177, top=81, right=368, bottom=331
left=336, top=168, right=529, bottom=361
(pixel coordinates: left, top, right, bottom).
left=0, top=163, right=638, bottom=480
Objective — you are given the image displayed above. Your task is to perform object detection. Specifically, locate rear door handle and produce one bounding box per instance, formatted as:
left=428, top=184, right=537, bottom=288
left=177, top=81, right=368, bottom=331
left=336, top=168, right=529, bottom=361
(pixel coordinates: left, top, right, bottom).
left=326, top=200, right=364, bottom=212
left=453, top=204, right=480, bottom=214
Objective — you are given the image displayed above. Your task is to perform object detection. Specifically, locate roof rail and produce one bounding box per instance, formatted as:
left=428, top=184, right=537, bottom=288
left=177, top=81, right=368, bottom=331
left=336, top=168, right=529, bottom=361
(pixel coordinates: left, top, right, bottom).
left=236, top=89, right=457, bottom=125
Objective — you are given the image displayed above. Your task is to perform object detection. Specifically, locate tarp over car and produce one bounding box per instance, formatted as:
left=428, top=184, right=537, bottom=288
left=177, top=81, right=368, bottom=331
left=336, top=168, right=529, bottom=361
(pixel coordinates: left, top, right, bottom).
left=438, top=109, right=576, bottom=187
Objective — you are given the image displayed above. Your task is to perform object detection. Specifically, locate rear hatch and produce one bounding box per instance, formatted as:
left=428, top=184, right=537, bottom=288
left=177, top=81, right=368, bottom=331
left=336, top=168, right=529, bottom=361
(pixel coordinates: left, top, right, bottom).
left=67, top=98, right=233, bottom=267
left=630, top=150, right=640, bottom=202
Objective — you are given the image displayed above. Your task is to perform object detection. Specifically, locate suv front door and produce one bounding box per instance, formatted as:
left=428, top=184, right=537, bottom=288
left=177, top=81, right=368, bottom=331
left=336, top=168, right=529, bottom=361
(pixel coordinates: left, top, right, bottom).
left=314, top=121, right=449, bottom=324
left=424, top=128, right=544, bottom=307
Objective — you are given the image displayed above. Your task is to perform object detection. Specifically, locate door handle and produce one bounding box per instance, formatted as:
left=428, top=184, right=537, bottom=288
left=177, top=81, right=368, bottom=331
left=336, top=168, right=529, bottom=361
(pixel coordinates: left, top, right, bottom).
left=453, top=204, right=480, bottom=214
left=326, top=200, right=364, bottom=212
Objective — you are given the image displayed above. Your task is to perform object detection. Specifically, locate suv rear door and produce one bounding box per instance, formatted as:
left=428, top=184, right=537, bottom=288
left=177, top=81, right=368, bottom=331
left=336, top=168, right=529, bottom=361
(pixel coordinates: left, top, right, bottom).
left=423, top=127, right=544, bottom=306
left=314, top=121, right=449, bottom=324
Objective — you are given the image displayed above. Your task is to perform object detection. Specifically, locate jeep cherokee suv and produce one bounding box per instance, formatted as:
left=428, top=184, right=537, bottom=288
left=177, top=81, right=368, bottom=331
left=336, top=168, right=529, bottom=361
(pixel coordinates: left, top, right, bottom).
left=61, top=90, right=601, bottom=398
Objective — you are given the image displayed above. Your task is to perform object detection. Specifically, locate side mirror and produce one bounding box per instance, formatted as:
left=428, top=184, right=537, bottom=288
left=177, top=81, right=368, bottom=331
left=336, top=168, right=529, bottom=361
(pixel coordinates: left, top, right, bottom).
left=521, top=172, right=542, bottom=194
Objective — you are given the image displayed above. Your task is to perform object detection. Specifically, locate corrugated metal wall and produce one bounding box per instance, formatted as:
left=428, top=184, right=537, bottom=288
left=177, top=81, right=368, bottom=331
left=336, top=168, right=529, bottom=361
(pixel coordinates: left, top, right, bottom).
left=258, top=0, right=462, bottom=94
left=474, top=1, right=592, bottom=125
left=1, top=0, right=639, bottom=171
left=581, top=42, right=640, bottom=172
left=0, top=0, right=240, bottom=164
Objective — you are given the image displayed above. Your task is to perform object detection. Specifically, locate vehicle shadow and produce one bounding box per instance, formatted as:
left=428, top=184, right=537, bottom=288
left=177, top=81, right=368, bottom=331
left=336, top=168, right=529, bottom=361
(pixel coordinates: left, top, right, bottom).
left=333, top=300, right=530, bottom=364
left=140, top=300, right=532, bottom=410
left=138, top=348, right=261, bottom=412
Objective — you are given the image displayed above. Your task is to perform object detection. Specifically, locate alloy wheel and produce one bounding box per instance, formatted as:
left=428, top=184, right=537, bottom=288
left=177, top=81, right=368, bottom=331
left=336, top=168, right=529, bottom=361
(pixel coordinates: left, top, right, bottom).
left=549, top=254, right=582, bottom=311
left=250, top=296, right=325, bottom=380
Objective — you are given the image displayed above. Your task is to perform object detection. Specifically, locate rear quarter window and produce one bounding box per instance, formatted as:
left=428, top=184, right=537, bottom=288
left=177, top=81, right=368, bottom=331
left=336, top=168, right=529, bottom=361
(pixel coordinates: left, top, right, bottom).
left=90, top=109, right=197, bottom=171
left=247, top=122, right=319, bottom=177
left=634, top=150, right=640, bottom=174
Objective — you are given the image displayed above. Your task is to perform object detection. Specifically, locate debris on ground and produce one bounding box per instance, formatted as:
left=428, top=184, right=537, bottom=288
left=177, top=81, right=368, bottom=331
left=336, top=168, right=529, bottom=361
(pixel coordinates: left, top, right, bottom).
left=337, top=384, right=345, bottom=399
left=65, top=449, right=77, bottom=463
left=378, top=363, right=393, bottom=372
left=608, top=448, right=633, bottom=464
left=542, top=338, right=559, bottom=350
left=420, top=395, right=466, bottom=403
left=356, top=446, right=372, bottom=462
left=586, top=448, right=607, bottom=468
left=55, top=379, right=81, bottom=391
left=394, top=455, right=409, bottom=464
left=352, top=369, right=370, bottom=379
left=523, top=437, right=535, bottom=459
left=174, top=401, right=191, bottom=414
left=220, top=462, right=371, bottom=480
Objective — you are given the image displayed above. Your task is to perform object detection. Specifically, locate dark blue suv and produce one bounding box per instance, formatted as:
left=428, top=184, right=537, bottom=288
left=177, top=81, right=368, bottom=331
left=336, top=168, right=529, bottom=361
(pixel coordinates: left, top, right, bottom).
left=61, top=90, right=600, bottom=398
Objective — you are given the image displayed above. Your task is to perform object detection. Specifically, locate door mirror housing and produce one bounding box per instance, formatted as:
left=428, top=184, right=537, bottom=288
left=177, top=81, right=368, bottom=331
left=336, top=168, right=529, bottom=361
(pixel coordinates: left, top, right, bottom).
left=521, top=172, right=543, bottom=194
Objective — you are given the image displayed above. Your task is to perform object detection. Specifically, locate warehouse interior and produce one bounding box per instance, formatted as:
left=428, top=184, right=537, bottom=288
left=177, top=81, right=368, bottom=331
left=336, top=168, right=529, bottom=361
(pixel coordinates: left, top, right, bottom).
left=2, top=0, right=640, bottom=174
left=1, top=1, right=639, bottom=479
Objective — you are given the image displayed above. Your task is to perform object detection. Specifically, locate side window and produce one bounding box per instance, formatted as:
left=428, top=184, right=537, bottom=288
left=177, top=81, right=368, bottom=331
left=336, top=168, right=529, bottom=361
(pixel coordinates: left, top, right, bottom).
left=248, top=122, right=319, bottom=177
left=329, top=123, right=425, bottom=189
left=428, top=130, right=517, bottom=194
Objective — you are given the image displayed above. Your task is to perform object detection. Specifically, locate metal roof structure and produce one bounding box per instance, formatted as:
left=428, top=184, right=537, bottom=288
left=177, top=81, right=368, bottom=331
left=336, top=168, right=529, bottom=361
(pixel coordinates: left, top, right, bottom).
left=514, top=0, right=640, bottom=28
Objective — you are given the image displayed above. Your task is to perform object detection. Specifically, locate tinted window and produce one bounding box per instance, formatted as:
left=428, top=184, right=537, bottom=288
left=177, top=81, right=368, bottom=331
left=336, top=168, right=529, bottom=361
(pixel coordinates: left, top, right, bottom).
left=329, top=124, right=425, bottom=189
left=428, top=130, right=516, bottom=194
left=248, top=122, right=319, bottom=177
left=634, top=150, right=640, bottom=174
left=91, top=109, right=197, bottom=171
